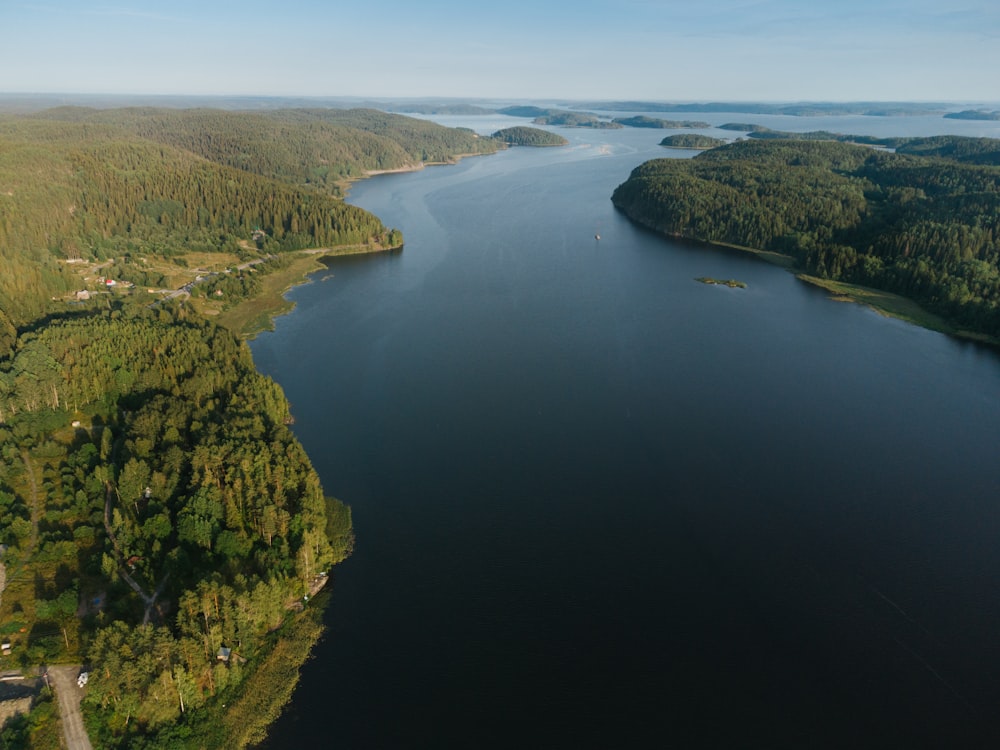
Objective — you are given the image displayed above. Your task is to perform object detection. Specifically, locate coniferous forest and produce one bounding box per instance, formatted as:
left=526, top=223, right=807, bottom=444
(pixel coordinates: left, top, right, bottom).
left=4, top=104, right=1000, bottom=747
left=612, top=138, right=1000, bottom=340
left=0, top=106, right=501, bottom=749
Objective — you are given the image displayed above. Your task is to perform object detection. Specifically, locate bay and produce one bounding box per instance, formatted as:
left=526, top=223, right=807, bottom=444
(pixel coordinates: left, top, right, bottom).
left=252, top=117, right=1000, bottom=748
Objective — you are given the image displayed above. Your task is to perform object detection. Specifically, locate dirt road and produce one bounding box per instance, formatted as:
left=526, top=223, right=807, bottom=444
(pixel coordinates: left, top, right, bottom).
left=47, top=666, right=93, bottom=750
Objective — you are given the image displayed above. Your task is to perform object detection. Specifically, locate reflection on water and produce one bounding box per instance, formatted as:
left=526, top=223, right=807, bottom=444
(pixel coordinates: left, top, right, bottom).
left=253, top=118, right=1000, bottom=749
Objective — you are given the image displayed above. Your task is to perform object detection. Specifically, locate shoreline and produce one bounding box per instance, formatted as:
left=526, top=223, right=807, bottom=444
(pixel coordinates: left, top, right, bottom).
left=630, top=222, right=999, bottom=349
left=217, top=244, right=402, bottom=339
left=229, top=150, right=500, bottom=338
left=339, top=149, right=500, bottom=192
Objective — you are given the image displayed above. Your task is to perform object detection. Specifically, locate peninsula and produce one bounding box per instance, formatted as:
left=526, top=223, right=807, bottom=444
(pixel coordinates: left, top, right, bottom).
left=612, top=137, right=1000, bottom=345
left=0, top=106, right=502, bottom=749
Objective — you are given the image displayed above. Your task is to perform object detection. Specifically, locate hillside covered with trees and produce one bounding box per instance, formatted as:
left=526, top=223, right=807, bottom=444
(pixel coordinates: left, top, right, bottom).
left=0, top=106, right=497, bottom=748
left=30, top=107, right=501, bottom=193
left=491, top=127, right=568, bottom=147
left=613, top=116, right=711, bottom=129
left=611, top=138, right=1000, bottom=341
left=718, top=126, right=1000, bottom=166
left=496, top=106, right=621, bottom=129
left=660, top=134, right=726, bottom=149
left=0, top=106, right=501, bottom=335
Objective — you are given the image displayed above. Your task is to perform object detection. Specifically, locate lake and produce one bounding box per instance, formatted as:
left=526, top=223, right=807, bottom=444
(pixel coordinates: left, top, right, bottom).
left=251, top=115, right=1000, bottom=748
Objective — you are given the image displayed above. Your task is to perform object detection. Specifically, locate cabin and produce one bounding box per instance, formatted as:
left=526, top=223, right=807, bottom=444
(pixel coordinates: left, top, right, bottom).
left=217, top=647, right=231, bottom=663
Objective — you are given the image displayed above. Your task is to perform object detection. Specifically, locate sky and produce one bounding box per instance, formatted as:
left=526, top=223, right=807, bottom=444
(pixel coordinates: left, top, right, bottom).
left=3, top=0, right=999, bottom=103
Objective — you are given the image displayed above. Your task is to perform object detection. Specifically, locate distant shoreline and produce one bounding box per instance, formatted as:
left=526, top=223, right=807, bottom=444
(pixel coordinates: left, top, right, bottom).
left=229, top=152, right=496, bottom=338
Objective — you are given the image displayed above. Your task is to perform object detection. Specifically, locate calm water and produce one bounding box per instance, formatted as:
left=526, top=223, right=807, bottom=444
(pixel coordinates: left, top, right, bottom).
left=252, top=117, right=1000, bottom=748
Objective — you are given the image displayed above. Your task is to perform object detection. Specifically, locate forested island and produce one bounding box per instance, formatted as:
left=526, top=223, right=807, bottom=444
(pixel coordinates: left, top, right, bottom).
left=491, top=127, right=568, bottom=147
left=944, top=110, right=1000, bottom=121
left=660, top=134, right=726, bottom=149
left=612, top=116, right=711, bottom=129
left=0, top=106, right=500, bottom=749
left=496, top=108, right=714, bottom=131
left=611, top=138, right=1000, bottom=343
left=571, top=101, right=952, bottom=117
left=496, top=106, right=621, bottom=129
left=715, top=126, right=1000, bottom=165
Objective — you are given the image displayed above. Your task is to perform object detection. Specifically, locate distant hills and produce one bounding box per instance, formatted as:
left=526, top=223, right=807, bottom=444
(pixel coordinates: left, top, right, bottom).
left=945, top=109, right=1000, bottom=121
left=569, top=101, right=958, bottom=116
left=5, top=94, right=997, bottom=120
left=0, top=106, right=500, bottom=327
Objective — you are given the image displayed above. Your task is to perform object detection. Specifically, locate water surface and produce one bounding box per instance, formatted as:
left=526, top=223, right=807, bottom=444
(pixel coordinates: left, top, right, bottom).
left=252, top=119, right=1000, bottom=748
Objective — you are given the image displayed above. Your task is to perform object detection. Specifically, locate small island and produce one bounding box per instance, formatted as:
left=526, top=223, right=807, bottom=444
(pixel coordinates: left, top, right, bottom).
left=613, top=116, right=711, bottom=129
left=944, top=109, right=1000, bottom=121
left=696, top=277, right=747, bottom=288
left=491, top=126, right=568, bottom=147
left=533, top=111, right=622, bottom=129
left=660, top=134, right=726, bottom=149
left=718, top=123, right=771, bottom=132
left=495, top=106, right=621, bottom=129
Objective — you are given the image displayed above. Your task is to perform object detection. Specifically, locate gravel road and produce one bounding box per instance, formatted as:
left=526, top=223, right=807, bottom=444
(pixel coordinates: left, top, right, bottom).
left=47, top=666, right=93, bottom=750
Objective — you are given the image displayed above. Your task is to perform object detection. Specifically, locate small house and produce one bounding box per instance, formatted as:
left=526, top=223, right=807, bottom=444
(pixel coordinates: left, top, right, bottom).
left=217, top=647, right=231, bottom=663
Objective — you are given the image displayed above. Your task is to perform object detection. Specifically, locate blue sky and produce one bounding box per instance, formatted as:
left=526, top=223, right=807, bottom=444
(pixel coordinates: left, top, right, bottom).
left=3, top=0, right=999, bottom=102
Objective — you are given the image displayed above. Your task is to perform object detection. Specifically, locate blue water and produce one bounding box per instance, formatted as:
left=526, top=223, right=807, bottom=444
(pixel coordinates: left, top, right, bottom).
left=252, top=118, right=1000, bottom=748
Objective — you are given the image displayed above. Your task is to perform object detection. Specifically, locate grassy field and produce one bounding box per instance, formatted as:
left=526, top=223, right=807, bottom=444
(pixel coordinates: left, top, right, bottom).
left=207, top=253, right=324, bottom=337
left=693, top=237, right=799, bottom=269
left=680, top=233, right=998, bottom=348
left=795, top=273, right=949, bottom=327
left=218, top=598, right=327, bottom=749
left=170, top=592, right=331, bottom=750
left=214, top=245, right=397, bottom=338
left=795, top=274, right=1000, bottom=346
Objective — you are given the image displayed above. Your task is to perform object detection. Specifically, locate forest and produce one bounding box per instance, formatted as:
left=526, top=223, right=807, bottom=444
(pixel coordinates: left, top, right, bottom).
left=720, top=126, right=1000, bottom=166
left=491, top=127, right=568, bottom=147
left=613, top=116, right=711, bottom=129
left=944, top=110, right=1000, bottom=121
left=611, top=137, right=1000, bottom=341
left=0, top=106, right=499, bottom=333
left=659, top=134, right=726, bottom=149
left=572, top=101, right=949, bottom=116
left=0, top=106, right=497, bottom=748
left=495, top=106, right=622, bottom=129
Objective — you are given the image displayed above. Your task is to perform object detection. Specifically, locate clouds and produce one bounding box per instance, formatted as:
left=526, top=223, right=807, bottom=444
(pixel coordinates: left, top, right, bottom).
left=2, top=0, right=998, bottom=101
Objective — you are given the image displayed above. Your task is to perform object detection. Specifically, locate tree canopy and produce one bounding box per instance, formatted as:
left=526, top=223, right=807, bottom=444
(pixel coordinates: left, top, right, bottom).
left=613, top=116, right=711, bottom=129
left=660, top=134, right=726, bottom=149
left=612, top=138, right=1000, bottom=340
left=0, top=105, right=494, bottom=748
left=491, top=127, right=568, bottom=147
